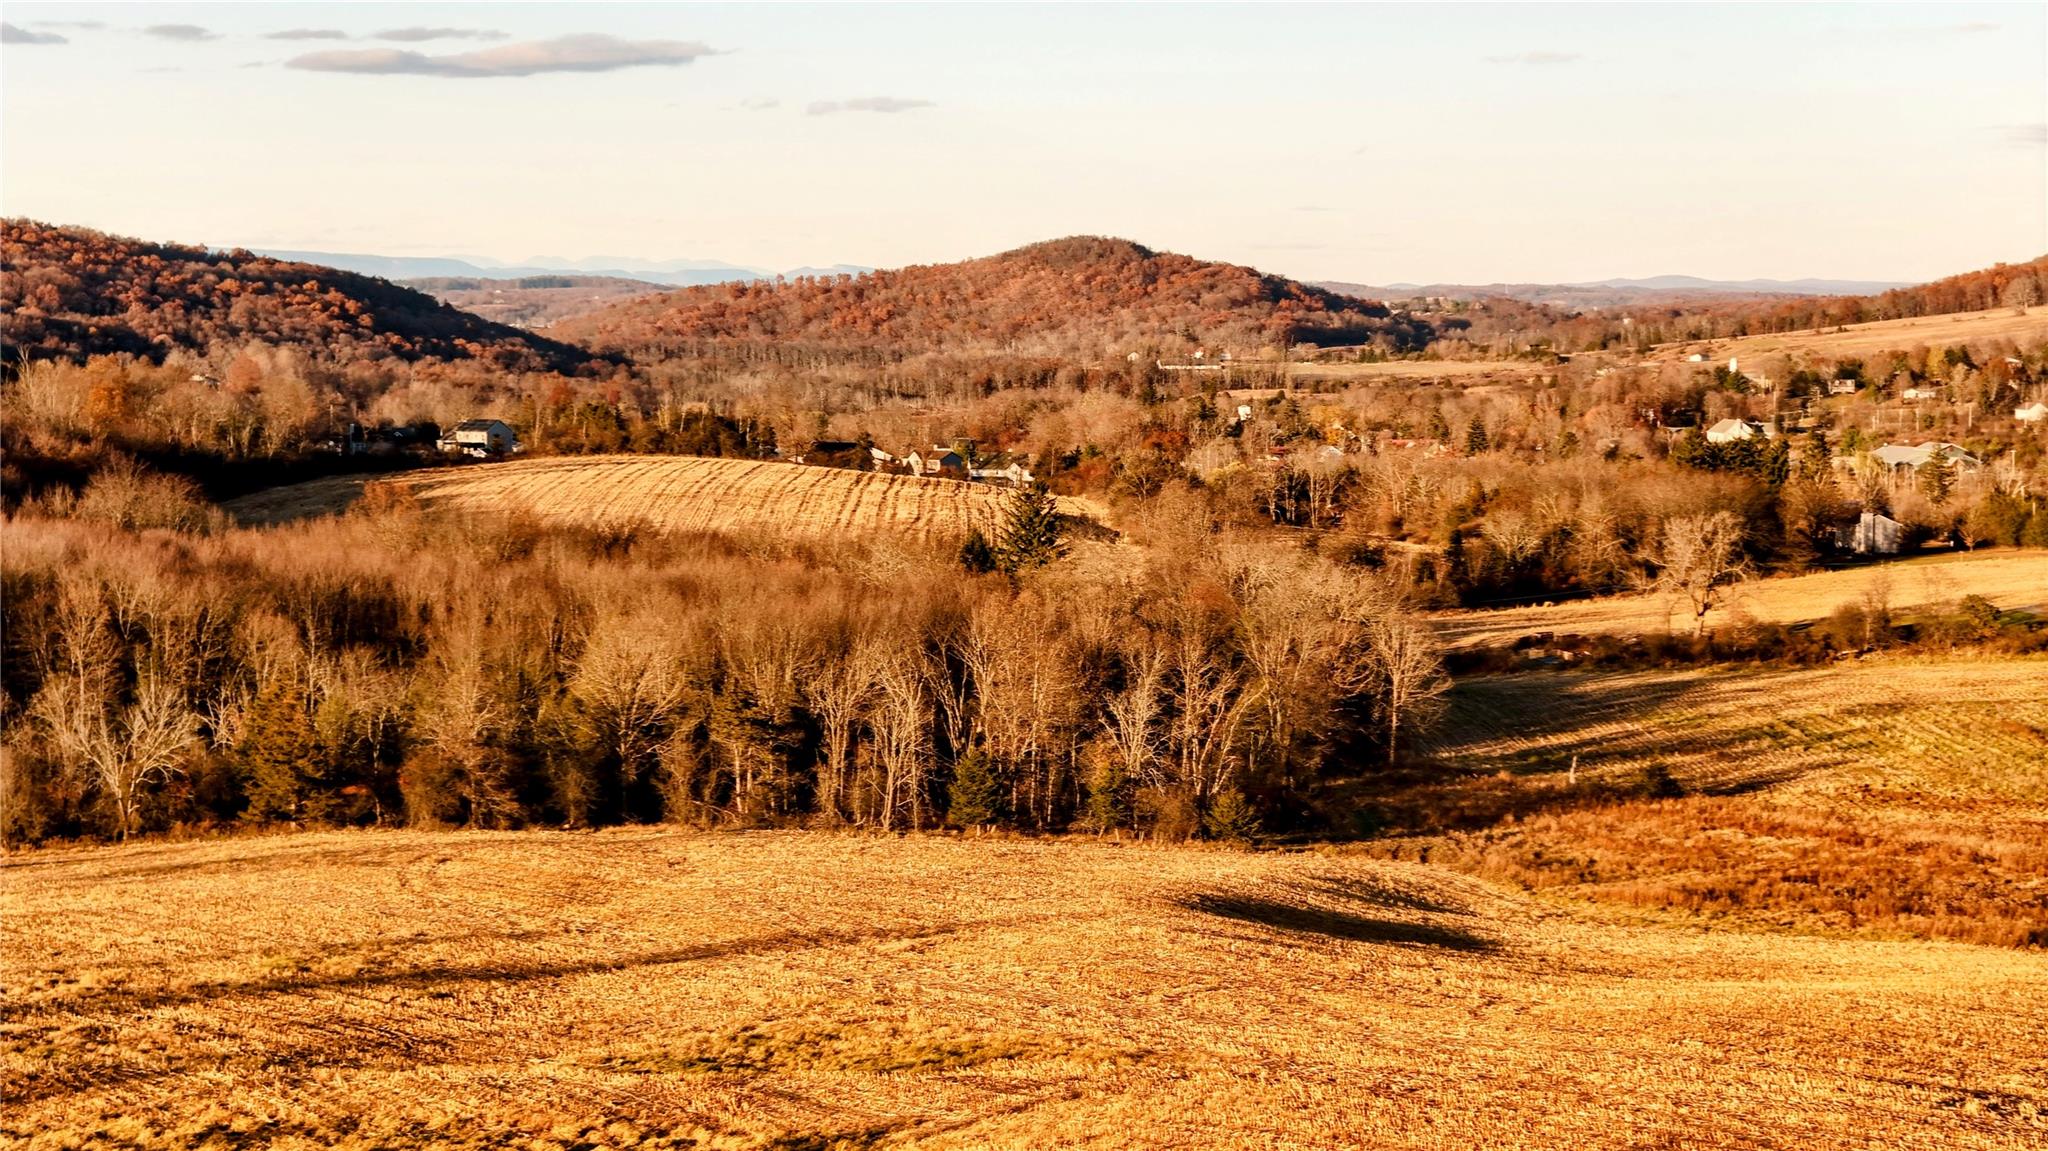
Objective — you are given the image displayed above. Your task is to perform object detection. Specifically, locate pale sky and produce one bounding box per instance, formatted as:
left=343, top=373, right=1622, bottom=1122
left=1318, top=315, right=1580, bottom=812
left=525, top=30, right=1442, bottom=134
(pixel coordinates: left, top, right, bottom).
left=3, top=2, right=2043, bottom=284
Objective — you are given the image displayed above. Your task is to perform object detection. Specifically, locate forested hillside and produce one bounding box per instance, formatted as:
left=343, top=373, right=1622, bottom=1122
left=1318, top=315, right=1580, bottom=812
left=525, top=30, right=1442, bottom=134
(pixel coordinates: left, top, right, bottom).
left=554, top=236, right=1437, bottom=360
left=0, top=220, right=599, bottom=373
left=404, top=274, right=669, bottom=329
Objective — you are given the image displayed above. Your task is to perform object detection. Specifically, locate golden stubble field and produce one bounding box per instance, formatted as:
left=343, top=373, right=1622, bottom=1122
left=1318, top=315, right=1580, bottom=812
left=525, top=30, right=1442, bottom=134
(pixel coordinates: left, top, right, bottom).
left=1663, top=304, right=2048, bottom=363
left=1429, top=550, right=2048, bottom=650
left=224, top=456, right=1049, bottom=544
left=5, top=829, right=2046, bottom=1150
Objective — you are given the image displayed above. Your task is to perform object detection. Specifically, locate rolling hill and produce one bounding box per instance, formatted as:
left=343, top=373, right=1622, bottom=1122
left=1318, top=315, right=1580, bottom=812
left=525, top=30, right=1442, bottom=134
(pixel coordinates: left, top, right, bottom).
left=0, top=220, right=600, bottom=372
left=9, top=827, right=2044, bottom=1149
left=223, top=455, right=1048, bottom=544
left=553, top=236, right=1438, bottom=359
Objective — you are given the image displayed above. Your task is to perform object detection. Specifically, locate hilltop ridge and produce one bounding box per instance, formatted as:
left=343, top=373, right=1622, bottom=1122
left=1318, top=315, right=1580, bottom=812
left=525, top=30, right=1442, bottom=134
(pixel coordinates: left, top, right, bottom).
left=552, top=235, right=1437, bottom=359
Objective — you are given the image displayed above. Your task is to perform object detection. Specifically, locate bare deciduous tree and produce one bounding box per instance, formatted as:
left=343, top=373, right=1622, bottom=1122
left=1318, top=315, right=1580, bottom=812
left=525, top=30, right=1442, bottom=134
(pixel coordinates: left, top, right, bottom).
left=1646, top=511, right=1750, bottom=636
left=33, top=659, right=196, bottom=840
left=1358, top=608, right=1450, bottom=768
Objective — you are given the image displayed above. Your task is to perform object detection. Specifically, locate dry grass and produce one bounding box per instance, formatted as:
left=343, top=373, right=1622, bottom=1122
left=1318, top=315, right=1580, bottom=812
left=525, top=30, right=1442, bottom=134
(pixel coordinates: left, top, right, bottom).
left=224, top=456, right=1059, bottom=544
left=1367, top=655, right=2048, bottom=947
left=6, top=829, right=2047, bottom=1149
left=1661, top=304, right=2048, bottom=362
left=1430, top=550, right=2048, bottom=650
left=1285, top=359, right=1551, bottom=383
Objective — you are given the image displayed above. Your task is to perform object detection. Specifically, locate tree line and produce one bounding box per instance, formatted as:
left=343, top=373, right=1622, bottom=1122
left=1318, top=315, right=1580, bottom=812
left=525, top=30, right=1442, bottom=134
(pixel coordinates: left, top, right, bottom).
left=0, top=483, right=1446, bottom=846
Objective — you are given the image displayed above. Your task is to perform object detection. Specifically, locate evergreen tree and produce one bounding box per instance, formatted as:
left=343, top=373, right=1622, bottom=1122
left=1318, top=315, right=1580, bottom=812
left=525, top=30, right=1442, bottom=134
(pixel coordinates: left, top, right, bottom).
left=1918, top=457, right=1953, bottom=506
left=240, top=680, right=322, bottom=822
left=995, top=483, right=1066, bottom=573
left=1202, top=786, right=1258, bottom=844
left=1084, top=751, right=1128, bottom=834
left=1426, top=408, right=1451, bottom=444
left=1465, top=418, right=1489, bottom=456
left=958, top=527, right=998, bottom=574
left=947, top=749, right=1004, bottom=830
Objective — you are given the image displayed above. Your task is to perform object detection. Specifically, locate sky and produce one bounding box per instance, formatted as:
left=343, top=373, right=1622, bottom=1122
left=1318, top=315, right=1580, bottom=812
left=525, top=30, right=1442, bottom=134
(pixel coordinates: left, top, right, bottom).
left=2, top=2, right=2043, bottom=285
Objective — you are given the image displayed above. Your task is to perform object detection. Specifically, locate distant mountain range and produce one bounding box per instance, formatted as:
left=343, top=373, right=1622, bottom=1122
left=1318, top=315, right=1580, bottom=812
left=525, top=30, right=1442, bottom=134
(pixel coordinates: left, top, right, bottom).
left=249, top=249, right=873, bottom=288
left=1320, top=275, right=1916, bottom=309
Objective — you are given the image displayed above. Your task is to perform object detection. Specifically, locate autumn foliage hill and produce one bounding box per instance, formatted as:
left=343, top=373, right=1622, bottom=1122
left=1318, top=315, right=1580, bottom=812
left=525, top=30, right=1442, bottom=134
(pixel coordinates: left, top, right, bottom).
left=553, top=236, right=1438, bottom=360
left=1, top=219, right=602, bottom=373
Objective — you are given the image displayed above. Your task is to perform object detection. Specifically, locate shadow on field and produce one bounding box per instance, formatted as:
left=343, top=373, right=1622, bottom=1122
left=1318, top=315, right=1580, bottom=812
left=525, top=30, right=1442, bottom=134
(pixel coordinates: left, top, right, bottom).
left=1178, top=892, right=1499, bottom=953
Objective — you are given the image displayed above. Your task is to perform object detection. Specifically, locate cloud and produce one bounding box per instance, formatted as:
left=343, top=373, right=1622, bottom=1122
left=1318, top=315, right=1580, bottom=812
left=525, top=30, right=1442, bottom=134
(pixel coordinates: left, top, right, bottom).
left=266, top=29, right=349, bottom=41
left=807, top=97, right=934, bottom=116
left=739, top=97, right=781, bottom=111
left=145, top=24, right=219, bottom=42
left=1484, top=51, right=1580, bottom=65
left=31, top=20, right=103, bottom=30
left=2, top=22, right=67, bottom=44
left=287, top=34, right=718, bottom=78
left=2000, top=122, right=2048, bottom=147
left=372, top=27, right=509, bottom=42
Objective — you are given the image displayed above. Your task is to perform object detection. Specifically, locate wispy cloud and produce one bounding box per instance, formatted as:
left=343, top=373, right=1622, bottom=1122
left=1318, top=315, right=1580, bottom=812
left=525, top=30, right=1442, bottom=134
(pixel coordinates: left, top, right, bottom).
left=739, top=97, right=782, bottom=111
left=1484, top=50, right=1581, bottom=65
left=807, top=97, right=934, bottom=116
left=145, top=24, right=219, bottom=42
left=2000, top=122, right=2048, bottom=147
left=2, top=22, right=67, bottom=44
left=266, top=29, right=349, bottom=41
left=372, top=27, right=509, bottom=43
left=287, top=34, right=719, bottom=78
left=31, top=20, right=103, bottom=30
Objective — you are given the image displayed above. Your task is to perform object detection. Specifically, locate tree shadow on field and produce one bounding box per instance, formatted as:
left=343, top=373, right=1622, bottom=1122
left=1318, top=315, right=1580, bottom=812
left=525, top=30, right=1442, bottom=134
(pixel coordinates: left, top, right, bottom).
left=1177, top=891, right=1499, bottom=954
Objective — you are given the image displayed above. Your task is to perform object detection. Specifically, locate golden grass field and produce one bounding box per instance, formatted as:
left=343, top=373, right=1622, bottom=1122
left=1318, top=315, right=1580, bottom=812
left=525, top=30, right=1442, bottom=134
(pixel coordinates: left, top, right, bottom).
left=225, top=456, right=1029, bottom=544
left=1368, top=654, right=2048, bottom=950
left=1663, top=304, right=2048, bottom=364
left=1429, top=550, right=2048, bottom=650
left=6, top=826, right=2046, bottom=1151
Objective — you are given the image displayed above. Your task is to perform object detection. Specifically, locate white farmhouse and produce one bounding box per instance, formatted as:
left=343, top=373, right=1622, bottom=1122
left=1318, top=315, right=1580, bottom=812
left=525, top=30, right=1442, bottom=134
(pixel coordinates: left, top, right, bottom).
left=2016, top=402, right=2048, bottom=423
left=438, top=418, right=520, bottom=458
left=1704, top=418, right=1766, bottom=444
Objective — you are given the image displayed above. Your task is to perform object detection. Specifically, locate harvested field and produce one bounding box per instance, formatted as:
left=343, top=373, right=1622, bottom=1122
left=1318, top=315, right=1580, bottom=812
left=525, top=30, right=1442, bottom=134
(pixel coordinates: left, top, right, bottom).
left=1662, top=304, right=2048, bottom=363
left=1430, top=550, right=2048, bottom=649
left=223, top=455, right=1040, bottom=544
left=1368, top=655, right=2048, bottom=947
left=6, top=829, right=2047, bottom=1150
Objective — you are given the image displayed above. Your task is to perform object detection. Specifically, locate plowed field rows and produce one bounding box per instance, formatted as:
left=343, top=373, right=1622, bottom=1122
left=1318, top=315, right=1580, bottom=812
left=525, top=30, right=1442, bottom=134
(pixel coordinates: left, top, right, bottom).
left=1432, top=551, right=2048, bottom=649
left=1421, top=657, right=2048, bottom=807
left=225, top=455, right=1018, bottom=543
